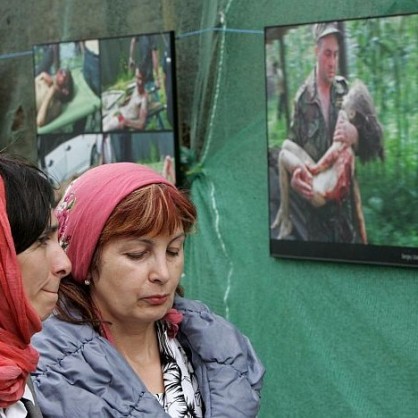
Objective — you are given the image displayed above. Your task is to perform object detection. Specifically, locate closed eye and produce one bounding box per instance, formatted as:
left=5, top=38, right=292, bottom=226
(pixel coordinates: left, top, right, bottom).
left=167, top=249, right=180, bottom=257
left=37, top=234, right=50, bottom=246
left=126, top=251, right=148, bottom=260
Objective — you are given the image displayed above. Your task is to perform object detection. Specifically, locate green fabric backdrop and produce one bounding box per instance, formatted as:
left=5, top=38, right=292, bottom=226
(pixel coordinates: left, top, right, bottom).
left=182, top=1, right=418, bottom=417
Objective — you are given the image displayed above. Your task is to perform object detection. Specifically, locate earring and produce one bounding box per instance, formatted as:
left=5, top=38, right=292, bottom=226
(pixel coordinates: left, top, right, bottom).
left=84, top=279, right=91, bottom=286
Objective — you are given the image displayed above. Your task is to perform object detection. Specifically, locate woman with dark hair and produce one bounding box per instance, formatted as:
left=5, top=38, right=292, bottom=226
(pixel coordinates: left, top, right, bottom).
left=0, top=154, right=71, bottom=417
left=32, top=163, right=264, bottom=417
left=35, top=68, right=74, bottom=128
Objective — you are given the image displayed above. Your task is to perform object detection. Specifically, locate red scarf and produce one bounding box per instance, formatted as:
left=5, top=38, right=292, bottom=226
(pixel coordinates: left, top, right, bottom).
left=0, top=178, right=41, bottom=408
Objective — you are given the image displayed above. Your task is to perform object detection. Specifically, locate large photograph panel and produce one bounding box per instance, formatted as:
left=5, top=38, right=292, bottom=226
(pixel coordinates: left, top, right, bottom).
left=265, top=13, right=418, bottom=267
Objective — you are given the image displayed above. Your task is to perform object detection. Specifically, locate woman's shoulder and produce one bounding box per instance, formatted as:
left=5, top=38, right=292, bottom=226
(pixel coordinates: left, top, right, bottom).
left=34, top=314, right=97, bottom=346
left=174, top=296, right=265, bottom=417
left=173, top=295, right=210, bottom=314
left=174, top=296, right=244, bottom=336
left=32, top=315, right=104, bottom=371
left=174, top=296, right=234, bottom=335
left=31, top=317, right=165, bottom=417
left=174, top=296, right=261, bottom=367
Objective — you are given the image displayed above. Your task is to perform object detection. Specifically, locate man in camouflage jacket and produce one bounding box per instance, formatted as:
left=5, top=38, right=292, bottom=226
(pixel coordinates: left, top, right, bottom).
left=287, top=22, right=361, bottom=243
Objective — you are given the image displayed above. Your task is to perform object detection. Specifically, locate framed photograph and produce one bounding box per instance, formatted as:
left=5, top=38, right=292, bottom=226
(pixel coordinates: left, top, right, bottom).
left=265, top=12, right=418, bottom=268
left=33, top=31, right=179, bottom=199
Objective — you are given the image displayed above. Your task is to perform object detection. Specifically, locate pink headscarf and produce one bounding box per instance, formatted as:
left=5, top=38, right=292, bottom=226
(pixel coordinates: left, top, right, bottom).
left=0, top=178, right=42, bottom=408
left=55, top=163, right=174, bottom=283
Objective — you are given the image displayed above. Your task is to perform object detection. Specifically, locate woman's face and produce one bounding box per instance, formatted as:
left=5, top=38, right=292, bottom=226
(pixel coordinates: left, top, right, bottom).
left=91, top=228, right=185, bottom=331
left=55, top=69, right=71, bottom=96
left=17, top=211, right=72, bottom=320
left=55, top=69, right=68, bottom=87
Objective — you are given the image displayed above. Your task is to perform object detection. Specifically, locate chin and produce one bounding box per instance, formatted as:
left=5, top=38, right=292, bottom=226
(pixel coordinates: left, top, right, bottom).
left=39, top=309, right=54, bottom=321
left=37, top=300, right=57, bottom=321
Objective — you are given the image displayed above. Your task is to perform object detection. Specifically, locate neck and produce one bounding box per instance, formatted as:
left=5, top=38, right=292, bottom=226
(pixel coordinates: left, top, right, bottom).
left=111, top=321, right=157, bottom=361
left=110, top=321, right=164, bottom=393
left=316, top=73, right=332, bottom=95
left=316, top=70, right=332, bottom=127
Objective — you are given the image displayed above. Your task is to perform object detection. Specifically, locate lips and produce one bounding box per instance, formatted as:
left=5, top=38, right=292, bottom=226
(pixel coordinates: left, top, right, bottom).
left=40, top=286, right=58, bottom=299
left=43, top=287, right=59, bottom=294
left=143, top=295, right=168, bottom=305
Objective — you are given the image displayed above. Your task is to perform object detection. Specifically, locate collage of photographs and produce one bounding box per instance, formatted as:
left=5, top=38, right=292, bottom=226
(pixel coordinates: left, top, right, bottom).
left=33, top=31, right=178, bottom=200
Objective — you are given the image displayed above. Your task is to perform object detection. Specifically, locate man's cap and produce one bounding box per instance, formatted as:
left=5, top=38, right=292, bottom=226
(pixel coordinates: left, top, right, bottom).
left=313, top=22, right=342, bottom=43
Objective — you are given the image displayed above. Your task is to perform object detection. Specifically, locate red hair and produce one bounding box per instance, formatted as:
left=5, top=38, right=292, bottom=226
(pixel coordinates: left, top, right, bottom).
left=91, top=183, right=196, bottom=274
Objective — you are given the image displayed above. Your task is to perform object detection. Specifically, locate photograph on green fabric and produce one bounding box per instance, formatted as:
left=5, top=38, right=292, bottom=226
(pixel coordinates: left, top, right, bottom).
left=100, top=33, right=175, bottom=133
left=265, top=11, right=418, bottom=267
left=37, top=131, right=177, bottom=203
left=33, top=31, right=180, bottom=199
left=33, top=41, right=102, bottom=135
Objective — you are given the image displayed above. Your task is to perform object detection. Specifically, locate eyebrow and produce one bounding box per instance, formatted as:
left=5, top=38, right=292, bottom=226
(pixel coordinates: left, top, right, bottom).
left=170, top=233, right=186, bottom=244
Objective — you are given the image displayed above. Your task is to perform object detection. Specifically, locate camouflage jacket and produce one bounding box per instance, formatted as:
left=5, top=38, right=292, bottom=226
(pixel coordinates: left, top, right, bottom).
left=289, top=70, right=348, bottom=161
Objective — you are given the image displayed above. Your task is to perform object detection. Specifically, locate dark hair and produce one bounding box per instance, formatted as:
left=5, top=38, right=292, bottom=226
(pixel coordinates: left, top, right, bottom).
left=136, top=61, right=150, bottom=82
left=342, top=80, right=384, bottom=163
left=55, top=68, right=74, bottom=103
left=56, top=183, right=197, bottom=334
left=0, top=154, right=54, bottom=254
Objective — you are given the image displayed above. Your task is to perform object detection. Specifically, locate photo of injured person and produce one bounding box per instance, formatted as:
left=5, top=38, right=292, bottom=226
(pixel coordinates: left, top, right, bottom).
left=33, top=41, right=101, bottom=135
left=265, top=13, right=418, bottom=260
left=100, top=33, right=173, bottom=133
left=34, top=32, right=180, bottom=197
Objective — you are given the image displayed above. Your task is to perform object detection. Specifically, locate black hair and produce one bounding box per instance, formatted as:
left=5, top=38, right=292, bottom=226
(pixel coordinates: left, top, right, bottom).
left=55, top=68, right=74, bottom=103
left=0, top=154, right=54, bottom=254
left=136, top=61, right=147, bottom=78
left=343, top=80, right=384, bottom=163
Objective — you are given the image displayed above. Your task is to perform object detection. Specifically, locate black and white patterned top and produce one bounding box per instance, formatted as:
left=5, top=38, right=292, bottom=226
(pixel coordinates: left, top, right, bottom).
left=155, top=321, right=204, bottom=418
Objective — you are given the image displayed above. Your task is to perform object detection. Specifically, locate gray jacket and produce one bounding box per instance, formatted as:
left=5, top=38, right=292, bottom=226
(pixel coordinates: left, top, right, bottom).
left=32, top=296, right=265, bottom=417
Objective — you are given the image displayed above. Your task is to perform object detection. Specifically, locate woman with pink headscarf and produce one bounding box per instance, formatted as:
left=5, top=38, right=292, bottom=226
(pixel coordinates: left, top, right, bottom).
left=0, top=154, right=71, bottom=417
left=32, top=162, right=264, bottom=418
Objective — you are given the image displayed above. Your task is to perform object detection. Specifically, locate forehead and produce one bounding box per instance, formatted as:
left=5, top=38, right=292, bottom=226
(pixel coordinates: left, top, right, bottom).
left=106, top=228, right=185, bottom=248
left=317, top=34, right=339, bottom=51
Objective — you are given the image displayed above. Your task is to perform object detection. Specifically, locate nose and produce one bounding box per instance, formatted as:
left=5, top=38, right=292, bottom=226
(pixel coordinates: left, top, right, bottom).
left=329, top=54, right=337, bottom=67
left=53, top=244, right=72, bottom=279
left=149, top=254, right=170, bottom=285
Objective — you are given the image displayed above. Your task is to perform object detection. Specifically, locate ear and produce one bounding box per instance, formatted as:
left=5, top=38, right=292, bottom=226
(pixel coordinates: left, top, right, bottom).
left=348, top=109, right=356, bottom=121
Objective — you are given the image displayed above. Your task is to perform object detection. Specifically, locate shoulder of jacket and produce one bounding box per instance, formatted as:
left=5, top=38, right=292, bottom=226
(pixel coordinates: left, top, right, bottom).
left=294, top=71, right=316, bottom=105
left=174, top=296, right=210, bottom=314
left=294, top=80, right=309, bottom=103
left=175, top=297, right=252, bottom=364
left=32, top=315, right=104, bottom=368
